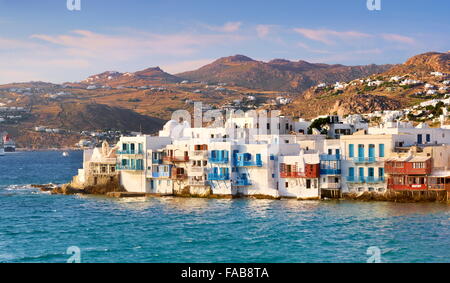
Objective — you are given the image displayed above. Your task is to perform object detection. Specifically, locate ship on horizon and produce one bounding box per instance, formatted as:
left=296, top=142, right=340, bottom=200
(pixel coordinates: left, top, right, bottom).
left=2, top=133, right=16, bottom=153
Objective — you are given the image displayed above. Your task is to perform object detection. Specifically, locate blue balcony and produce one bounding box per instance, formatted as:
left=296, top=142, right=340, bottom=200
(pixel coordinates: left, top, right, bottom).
left=208, top=173, right=230, bottom=181
left=209, top=156, right=229, bottom=164
left=117, top=149, right=144, bottom=155
left=152, top=158, right=163, bottom=164
left=152, top=171, right=171, bottom=178
left=234, top=179, right=252, bottom=186
left=353, top=157, right=376, bottom=163
left=320, top=154, right=341, bottom=161
left=117, top=164, right=144, bottom=171
left=346, top=176, right=385, bottom=183
left=320, top=169, right=342, bottom=175
left=233, top=153, right=263, bottom=167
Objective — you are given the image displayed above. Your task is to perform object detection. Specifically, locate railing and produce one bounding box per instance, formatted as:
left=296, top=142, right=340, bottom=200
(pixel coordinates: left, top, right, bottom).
left=117, top=150, right=144, bottom=155
left=152, top=158, right=163, bottom=164
left=320, top=183, right=340, bottom=189
left=320, top=154, right=341, bottom=161
left=347, top=176, right=385, bottom=183
left=152, top=172, right=170, bottom=178
left=172, top=174, right=188, bottom=180
left=352, top=157, right=377, bottom=163
left=189, top=179, right=209, bottom=186
left=164, top=156, right=190, bottom=162
left=320, top=169, right=342, bottom=175
left=192, top=150, right=208, bottom=159
left=388, top=184, right=427, bottom=190
left=117, top=164, right=144, bottom=171
left=280, top=172, right=306, bottom=178
left=207, top=173, right=230, bottom=181
left=234, top=160, right=263, bottom=167
left=209, top=157, right=229, bottom=164
left=234, top=179, right=252, bottom=186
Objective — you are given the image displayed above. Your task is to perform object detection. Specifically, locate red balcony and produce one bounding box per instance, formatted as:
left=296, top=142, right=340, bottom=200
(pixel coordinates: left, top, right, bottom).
left=385, top=158, right=432, bottom=175
left=387, top=177, right=428, bottom=191
left=280, top=164, right=320, bottom=178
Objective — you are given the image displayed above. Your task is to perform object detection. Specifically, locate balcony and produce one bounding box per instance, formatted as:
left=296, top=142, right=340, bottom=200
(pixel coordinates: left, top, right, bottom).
left=152, top=171, right=170, bottom=178
left=117, top=164, right=144, bottom=171
left=163, top=156, right=190, bottom=162
left=207, top=173, right=230, bottom=181
left=192, top=150, right=208, bottom=159
left=117, top=150, right=144, bottom=155
left=209, top=156, right=229, bottom=164
left=320, top=154, right=341, bottom=161
left=188, top=179, right=209, bottom=187
left=152, top=158, right=163, bottom=164
left=234, top=159, right=263, bottom=167
left=388, top=184, right=427, bottom=191
left=347, top=176, right=385, bottom=183
left=353, top=157, right=377, bottom=164
left=280, top=171, right=306, bottom=178
left=234, top=179, right=252, bottom=186
left=320, top=169, right=342, bottom=175
left=234, top=153, right=263, bottom=167
left=172, top=173, right=188, bottom=180
left=320, top=183, right=341, bottom=190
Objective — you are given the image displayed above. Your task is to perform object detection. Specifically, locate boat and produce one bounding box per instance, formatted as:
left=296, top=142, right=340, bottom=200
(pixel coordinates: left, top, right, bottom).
left=62, top=151, right=70, bottom=157
left=3, top=133, right=16, bottom=152
left=0, top=134, right=4, bottom=156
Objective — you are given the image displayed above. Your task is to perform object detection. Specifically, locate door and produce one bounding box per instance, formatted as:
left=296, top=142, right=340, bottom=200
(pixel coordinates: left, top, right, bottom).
left=359, top=167, right=365, bottom=182
left=369, top=145, right=375, bottom=161
left=358, top=145, right=365, bottom=161
left=349, top=167, right=355, bottom=182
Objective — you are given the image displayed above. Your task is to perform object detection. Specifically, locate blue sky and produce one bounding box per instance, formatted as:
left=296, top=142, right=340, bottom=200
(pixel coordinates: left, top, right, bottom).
left=0, top=0, right=448, bottom=83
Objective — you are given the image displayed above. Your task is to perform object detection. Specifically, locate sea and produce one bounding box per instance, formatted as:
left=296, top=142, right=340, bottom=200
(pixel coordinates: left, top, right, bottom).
left=0, top=150, right=450, bottom=263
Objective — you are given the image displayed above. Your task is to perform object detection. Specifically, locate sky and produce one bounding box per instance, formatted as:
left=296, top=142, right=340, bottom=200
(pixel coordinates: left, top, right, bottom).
left=0, top=0, right=449, bottom=84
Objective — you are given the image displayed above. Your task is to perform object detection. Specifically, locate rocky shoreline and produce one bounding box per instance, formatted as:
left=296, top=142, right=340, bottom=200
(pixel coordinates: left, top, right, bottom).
left=32, top=183, right=450, bottom=203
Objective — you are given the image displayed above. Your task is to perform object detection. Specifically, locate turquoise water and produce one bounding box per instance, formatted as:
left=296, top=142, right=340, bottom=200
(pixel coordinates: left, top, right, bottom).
left=1, top=151, right=450, bottom=263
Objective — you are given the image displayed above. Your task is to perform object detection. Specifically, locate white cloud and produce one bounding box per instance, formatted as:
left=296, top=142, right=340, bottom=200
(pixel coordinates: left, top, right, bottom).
left=256, top=25, right=273, bottom=38
left=206, top=22, right=242, bottom=33
left=381, top=33, right=416, bottom=45
left=293, top=28, right=371, bottom=45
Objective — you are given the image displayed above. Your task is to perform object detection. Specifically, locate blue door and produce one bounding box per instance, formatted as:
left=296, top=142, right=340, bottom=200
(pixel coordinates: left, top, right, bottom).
left=349, top=167, right=355, bottom=181
left=369, top=145, right=375, bottom=161
left=358, top=145, right=364, bottom=162
left=359, top=167, right=365, bottom=182
left=349, top=144, right=354, bottom=158
left=379, top=144, right=385, bottom=157
left=417, top=134, right=423, bottom=144
left=378, top=168, right=384, bottom=180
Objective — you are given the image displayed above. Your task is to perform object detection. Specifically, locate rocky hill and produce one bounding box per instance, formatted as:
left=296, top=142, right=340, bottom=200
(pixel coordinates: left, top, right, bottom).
left=284, top=51, right=450, bottom=118
left=385, top=52, right=450, bottom=76
left=78, top=67, right=182, bottom=87
left=178, top=55, right=392, bottom=92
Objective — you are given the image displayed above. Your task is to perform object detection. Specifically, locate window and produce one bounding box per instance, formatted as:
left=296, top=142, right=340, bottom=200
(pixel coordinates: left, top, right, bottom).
left=285, top=182, right=289, bottom=188
left=349, top=144, right=354, bottom=158
left=378, top=168, right=384, bottom=178
left=358, top=144, right=365, bottom=157
left=379, top=144, right=385, bottom=158
left=413, top=162, right=425, bottom=169
left=306, top=179, right=311, bottom=189
left=426, top=134, right=431, bottom=143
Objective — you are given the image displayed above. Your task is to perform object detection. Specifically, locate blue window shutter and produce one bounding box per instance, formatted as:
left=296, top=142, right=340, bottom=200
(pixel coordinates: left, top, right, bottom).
left=349, top=144, right=354, bottom=158
left=379, top=144, right=385, bottom=157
